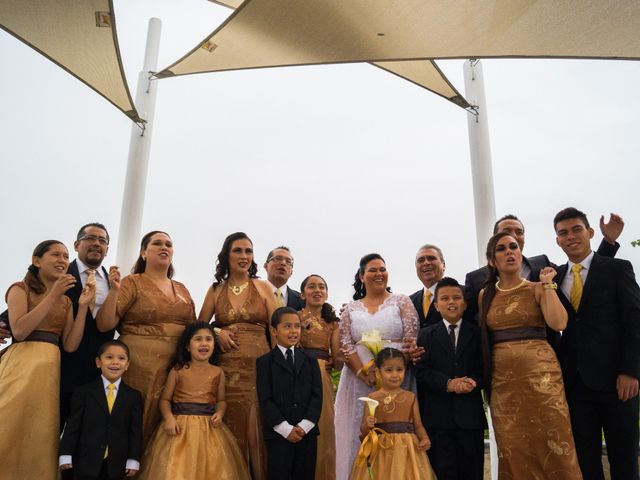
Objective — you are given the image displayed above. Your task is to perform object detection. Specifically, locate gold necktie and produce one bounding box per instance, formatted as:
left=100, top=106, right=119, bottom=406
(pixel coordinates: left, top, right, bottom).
left=276, top=288, right=283, bottom=307
left=570, top=264, right=583, bottom=311
left=104, top=384, right=115, bottom=458
left=423, top=290, right=432, bottom=318
left=86, top=269, right=97, bottom=313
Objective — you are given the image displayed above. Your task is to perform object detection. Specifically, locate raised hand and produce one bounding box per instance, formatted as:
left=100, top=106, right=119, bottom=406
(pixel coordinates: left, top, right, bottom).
left=538, top=267, right=557, bottom=285
left=107, top=266, right=121, bottom=290
left=600, top=213, right=624, bottom=244
left=51, top=274, right=76, bottom=297
left=78, top=283, right=96, bottom=307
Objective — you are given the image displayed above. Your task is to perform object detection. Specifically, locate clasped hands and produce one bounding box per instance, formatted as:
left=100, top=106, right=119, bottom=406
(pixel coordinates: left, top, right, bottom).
left=286, top=425, right=307, bottom=443
left=447, top=376, right=477, bottom=394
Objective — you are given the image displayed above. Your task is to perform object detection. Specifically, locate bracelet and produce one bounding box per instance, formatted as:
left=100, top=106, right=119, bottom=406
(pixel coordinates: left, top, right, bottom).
left=542, top=282, right=558, bottom=290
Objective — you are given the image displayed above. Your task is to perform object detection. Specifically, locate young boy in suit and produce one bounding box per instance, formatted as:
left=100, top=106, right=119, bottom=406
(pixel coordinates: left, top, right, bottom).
left=415, top=277, right=486, bottom=480
left=59, top=339, right=142, bottom=480
left=256, top=306, right=323, bottom=480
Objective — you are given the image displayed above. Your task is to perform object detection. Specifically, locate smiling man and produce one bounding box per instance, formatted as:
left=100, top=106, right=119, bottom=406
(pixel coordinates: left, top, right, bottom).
left=410, top=244, right=447, bottom=328
left=264, top=246, right=304, bottom=310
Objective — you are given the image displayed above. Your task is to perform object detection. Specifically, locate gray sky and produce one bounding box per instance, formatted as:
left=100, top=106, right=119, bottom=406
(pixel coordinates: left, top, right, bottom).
left=1, top=0, right=639, bottom=315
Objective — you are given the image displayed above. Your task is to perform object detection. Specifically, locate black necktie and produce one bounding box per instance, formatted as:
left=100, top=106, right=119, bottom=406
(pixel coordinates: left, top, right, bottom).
left=286, top=348, right=294, bottom=369
left=448, top=324, right=457, bottom=352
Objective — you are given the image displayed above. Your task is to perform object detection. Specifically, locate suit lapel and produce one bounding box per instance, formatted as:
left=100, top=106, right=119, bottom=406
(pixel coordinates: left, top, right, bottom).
left=273, top=348, right=293, bottom=373
left=66, top=261, right=84, bottom=303
left=294, top=347, right=305, bottom=376
left=579, top=253, right=600, bottom=311
left=434, top=323, right=455, bottom=356
left=455, top=321, right=472, bottom=358
left=91, top=378, right=110, bottom=416
left=554, top=264, right=574, bottom=311
left=415, top=290, right=425, bottom=323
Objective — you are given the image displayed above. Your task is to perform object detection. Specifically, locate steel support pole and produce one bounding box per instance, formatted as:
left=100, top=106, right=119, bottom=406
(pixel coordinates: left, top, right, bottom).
left=115, top=18, right=161, bottom=270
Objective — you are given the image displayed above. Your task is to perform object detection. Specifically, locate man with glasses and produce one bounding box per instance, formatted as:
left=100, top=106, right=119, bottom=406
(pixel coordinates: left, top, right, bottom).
left=264, top=246, right=304, bottom=310
left=60, top=223, right=116, bottom=431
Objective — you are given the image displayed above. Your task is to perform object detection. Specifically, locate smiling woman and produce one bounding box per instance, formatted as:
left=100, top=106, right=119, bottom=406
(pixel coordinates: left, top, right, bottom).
left=95, top=231, right=197, bottom=449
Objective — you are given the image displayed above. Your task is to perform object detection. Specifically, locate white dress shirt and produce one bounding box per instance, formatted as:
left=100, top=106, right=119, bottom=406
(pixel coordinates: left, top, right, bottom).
left=442, top=318, right=462, bottom=348
left=76, top=258, right=109, bottom=315
left=560, top=251, right=594, bottom=299
left=268, top=281, right=289, bottom=306
left=272, top=344, right=315, bottom=439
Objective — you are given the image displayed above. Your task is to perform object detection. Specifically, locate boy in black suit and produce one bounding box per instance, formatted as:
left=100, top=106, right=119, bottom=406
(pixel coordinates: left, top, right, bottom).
left=415, top=277, right=486, bottom=480
left=60, top=340, right=142, bottom=480
left=256, top=307, right=322, bottom=480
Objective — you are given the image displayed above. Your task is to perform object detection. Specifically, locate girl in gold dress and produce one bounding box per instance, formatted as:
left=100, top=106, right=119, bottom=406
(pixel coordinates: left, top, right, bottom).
left=350, top=347, right=434, bottom=480
left=479, top=232, right=582, bottom=479
left=139, top=322, right=249, bottom=480
left=198, top=232, right=276, bottom=480
left=0, top=240, right=92, bottom=480
left=298, top=274, right=341, bottom=480
left=97, top=231, right=197, bottom=447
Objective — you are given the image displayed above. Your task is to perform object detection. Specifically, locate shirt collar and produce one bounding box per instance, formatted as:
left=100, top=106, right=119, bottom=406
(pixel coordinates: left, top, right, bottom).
left=442, top=318, right=462, bottom=330
left=568, top=250, right=594, bottom=272
left=268, top=281, right=288, bottom=294
left=77, top=259, right=104, bottom=278
left=423, top=284, right=436, bottom=296
left=101, top=375, right=122, bottom=390
left=276, top=344, right=294, bottom=358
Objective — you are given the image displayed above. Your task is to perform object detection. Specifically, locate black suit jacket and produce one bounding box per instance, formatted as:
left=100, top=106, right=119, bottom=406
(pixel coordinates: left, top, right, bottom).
left=556, top=253, right=640, bottom=392
left=286, top=286, right=305, bottom=311
left=410, top=289, right=441, bottom=329
left=256, top=346, right=322, bottom=441
left=415, top=321, right=487, bottom=430
left=60, top=378, right=142, bottom=478
left=61, top=260, right=116, bottom=394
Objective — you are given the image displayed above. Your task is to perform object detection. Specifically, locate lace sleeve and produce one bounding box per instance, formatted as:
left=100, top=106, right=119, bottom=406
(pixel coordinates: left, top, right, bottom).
left=398, top=294, right=419, bottom=342
left=339, top=302, right=356, bottom=356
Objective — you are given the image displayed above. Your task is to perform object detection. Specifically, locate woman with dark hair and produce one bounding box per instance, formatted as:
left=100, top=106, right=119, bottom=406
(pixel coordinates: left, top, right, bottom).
left=0, top=240, right=92, bottom=479
left=334, top=253, right=419, bottom=480
left=298, top=274, right=341, bottom=480
left=480, top=232, right=582, bottom=479
left=198, top=232, right=276, bottom=480
left=97, top=231, right=196, bottom=447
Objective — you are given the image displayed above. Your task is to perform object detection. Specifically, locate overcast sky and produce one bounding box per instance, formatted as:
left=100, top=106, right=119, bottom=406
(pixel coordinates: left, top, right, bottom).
left=1, top=0, right=639, bottom=317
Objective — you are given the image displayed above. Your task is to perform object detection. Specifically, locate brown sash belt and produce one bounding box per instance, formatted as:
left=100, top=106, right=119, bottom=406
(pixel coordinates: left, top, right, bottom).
left=18, top=330, right=59, bottom=346
left=375, top=421, right=415, bottom=434
left=490, top=327, right=546, bottom=345
left=303, top=348, right=330, bottom=361
left=172, top=402, right=216, bottom=416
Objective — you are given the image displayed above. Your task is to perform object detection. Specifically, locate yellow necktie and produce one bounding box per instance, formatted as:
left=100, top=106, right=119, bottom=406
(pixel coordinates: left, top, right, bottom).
left=104, top=384, right=115, bottom=458
left=276, top=288, right=283, bottom=307
left=86, top=269, right=97, bottom=313
left=422, top=290, right=432, bottom=318
left=570, top=264, right=583, bottom=311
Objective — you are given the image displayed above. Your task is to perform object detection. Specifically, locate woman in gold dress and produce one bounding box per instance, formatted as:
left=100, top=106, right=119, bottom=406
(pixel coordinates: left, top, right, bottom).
left=97, top=231, right=197, bottom=447
left=479, top=232, right=582, bottom=479
left=298, top=274, right=341, bottom=480
left=0, top=240, right=91, bottom=480
left=198, top=232, right=276, bottom=480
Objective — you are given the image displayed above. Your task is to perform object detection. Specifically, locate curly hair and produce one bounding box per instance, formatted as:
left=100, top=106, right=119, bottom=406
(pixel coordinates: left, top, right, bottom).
left=300, top=274, right=339, bottom=323
left=171, top=321, right=218, bottom=370
left=213, top=232, right=258, bottom=286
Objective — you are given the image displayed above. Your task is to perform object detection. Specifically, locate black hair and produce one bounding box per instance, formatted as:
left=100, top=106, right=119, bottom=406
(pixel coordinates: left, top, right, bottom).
left=97, top=339, right=130, bottom=358
left=172, top=321, right=217, bottom=370
left=553, top=207, right=591, bottom=230
left=132, top=231, right=174, bottom=278
left=266, top=246, right=292, bottom=263
left=434, top=277, right=464, bottom=301
left=492, top=214, right=523, bottom=235
left=352, top=253, right=391, bottom=300
left=270, top=306, right=299, bottom=329
left=76, top=222, right=110, bottom=243
left=24, top=240, right=66, bottom=294
left=375, top=347, right=408, bottom=369
left=300, top=274, right=339, bottom=323
left=213, top=232, right=258, bottom=286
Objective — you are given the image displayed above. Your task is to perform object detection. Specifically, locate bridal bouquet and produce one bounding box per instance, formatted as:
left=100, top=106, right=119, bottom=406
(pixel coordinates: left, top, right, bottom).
left=356, top=330, right=389, bottom=389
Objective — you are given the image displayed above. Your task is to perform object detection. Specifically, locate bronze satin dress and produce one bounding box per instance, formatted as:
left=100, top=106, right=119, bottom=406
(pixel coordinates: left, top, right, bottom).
left=0, top=282, right=71, bottom=480
left=349, top=390, right=435, bottom=480
left=140, top=364, right=250, bottom=480
left=300, top=314, right=337, bottom=480
left=116, top=274, right=196, bottom=447
left=214, top=280, right=270, bottom=470
left=487, top=281, right=582, bottom=479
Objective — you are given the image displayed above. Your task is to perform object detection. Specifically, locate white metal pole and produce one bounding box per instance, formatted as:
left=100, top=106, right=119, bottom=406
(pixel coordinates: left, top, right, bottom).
left=463, top=59, right=498, bottom=480
left=115, top=18, right=161, bottom=271
left=464, top=59, right=496, bottom=267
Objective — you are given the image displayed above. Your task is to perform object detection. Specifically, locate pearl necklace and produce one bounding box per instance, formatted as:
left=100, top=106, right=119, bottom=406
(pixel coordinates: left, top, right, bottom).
left=495, top=278, right=527, bottom=292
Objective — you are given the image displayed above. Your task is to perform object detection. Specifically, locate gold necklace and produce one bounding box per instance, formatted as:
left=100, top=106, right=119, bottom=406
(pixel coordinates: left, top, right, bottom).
left=228, top=282, right=249, bottom=296
left=495, top=278, right=527, bottom=292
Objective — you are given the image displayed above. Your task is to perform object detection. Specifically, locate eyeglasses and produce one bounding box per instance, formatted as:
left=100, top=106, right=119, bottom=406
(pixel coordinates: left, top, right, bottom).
left=269, top=255, right=294, bottom=266
left=80, top=235, right=109, bottom=246
left=495, top=243, right=519, bottom=252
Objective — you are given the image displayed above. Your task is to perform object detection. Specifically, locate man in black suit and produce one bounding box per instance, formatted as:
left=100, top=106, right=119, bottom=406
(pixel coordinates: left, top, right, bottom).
left=410, top=244, right=447, bottom=329
left=464, top=213, right=622, bottom=321
left=256, top=307, right=322, bottom=480
left=61, top=223, right=116, bottom=431
left=264, top=246, right=304, bottom=310
left=415, top=277, right=486, bottom=480
left=60, top=340, right=142, bottom=480
left=553, top=207, right=640, bottom=480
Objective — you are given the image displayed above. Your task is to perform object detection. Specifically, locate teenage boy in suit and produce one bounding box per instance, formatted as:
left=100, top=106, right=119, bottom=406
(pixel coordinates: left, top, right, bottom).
left=553, top=207, right=640, bottom=480
left=256, top=306, right=322, bottom=480
left=415, top=277, right=486, bottom=480
left=60, top=340, right=142, bottom=480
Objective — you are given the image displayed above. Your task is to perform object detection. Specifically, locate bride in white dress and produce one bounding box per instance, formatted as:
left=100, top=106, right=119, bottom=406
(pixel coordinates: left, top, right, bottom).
left=334, top=253, right=419, bottom=480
